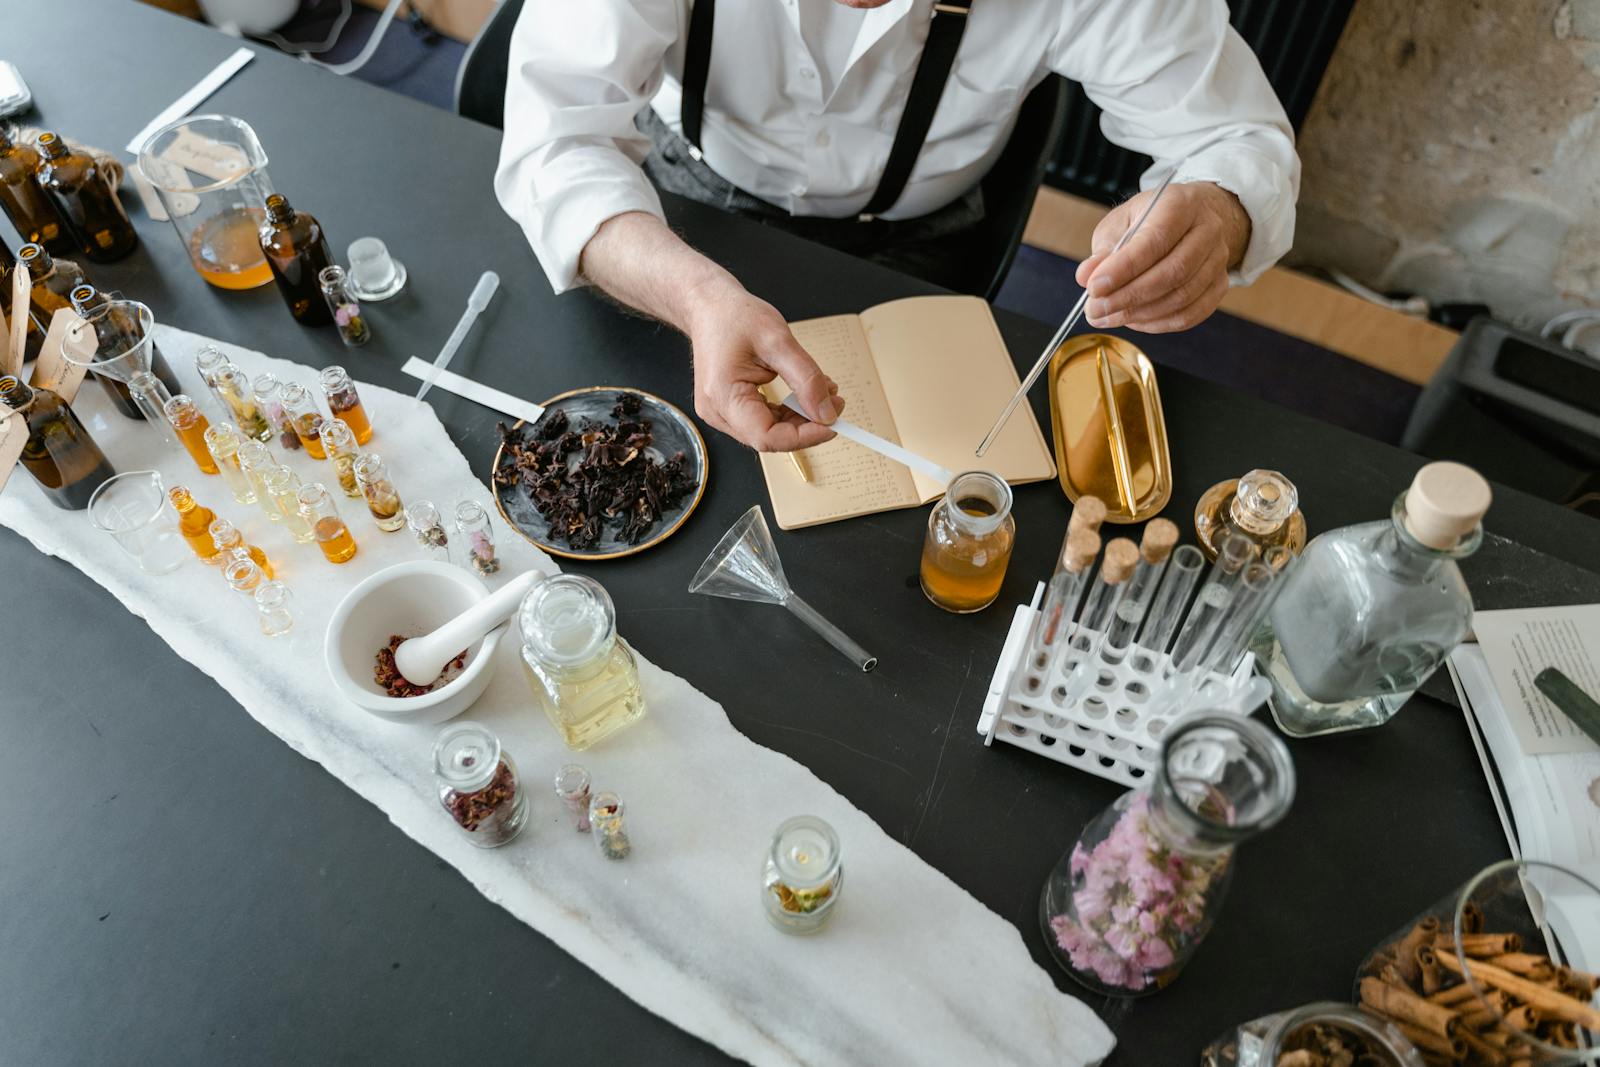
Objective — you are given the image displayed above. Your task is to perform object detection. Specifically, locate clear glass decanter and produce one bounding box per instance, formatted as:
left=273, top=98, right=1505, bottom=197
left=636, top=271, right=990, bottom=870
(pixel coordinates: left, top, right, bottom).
left=1252, top=462, right=1491, bottom=738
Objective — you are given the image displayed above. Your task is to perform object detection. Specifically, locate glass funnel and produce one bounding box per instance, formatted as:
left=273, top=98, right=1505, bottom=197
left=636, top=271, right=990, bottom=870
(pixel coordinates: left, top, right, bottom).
left=689, top=505, right=876, bottom=671
left=63, top=300, right=178, bottom=444
left=136, top=115, right=274, bottom=290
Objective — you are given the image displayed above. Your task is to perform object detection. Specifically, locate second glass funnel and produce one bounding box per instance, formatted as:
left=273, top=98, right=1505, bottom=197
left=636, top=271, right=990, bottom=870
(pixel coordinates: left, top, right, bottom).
left=63, top=300, right=179, bottom=445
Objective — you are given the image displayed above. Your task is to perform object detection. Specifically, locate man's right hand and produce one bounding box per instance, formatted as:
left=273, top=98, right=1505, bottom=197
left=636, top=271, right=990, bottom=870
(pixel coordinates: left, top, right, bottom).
left=683, top=278, right=843, bottom=452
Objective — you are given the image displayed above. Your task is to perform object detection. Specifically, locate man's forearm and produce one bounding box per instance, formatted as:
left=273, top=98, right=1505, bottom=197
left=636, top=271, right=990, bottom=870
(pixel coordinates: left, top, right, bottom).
left=577, top=211, right=737, bottom=335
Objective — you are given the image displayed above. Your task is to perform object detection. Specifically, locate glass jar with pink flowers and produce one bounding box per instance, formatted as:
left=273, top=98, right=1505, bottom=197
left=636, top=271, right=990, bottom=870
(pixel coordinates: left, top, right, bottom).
left=1040, top=711, right=1295, bottom=996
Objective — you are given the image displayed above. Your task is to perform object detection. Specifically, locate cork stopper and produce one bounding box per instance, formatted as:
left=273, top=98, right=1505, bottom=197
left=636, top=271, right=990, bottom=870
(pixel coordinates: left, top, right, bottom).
left=1068, top=495, right=1107, bottom=536
left=1139, top=518, right=1180, bottom=564
left=1100, top=538, right=1141, bottom=584
left=1063, top=528, right=1100, bottom=573
left=1404, top=462, right=1491, bottom=550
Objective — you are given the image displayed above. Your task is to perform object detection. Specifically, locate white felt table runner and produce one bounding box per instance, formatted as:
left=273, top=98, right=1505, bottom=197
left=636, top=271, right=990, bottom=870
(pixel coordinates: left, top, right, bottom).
left=0, top=326, right=1114, bottom=1067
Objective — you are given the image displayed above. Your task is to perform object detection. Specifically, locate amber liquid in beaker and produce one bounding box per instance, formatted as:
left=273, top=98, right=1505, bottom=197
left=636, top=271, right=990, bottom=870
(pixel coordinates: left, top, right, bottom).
left=188, top=206, right=274, bottom=290
left=919, top=496, right=1014, bottom=614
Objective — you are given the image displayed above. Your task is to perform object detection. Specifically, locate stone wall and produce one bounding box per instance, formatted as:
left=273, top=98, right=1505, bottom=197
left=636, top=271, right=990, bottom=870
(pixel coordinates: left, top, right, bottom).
left=1290, top=0, right=1600, bottom=335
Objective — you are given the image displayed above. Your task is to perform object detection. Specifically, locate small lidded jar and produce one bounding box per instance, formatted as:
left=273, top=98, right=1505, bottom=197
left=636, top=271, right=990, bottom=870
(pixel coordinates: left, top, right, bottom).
left=319, top=416, right=363, bottom=498
left=354, top=453, right=406, bottom=532
left=1194, top=469, right=1307, bottom=563
left=518, top=575, right=647, bottom=750
left=919, top=470, right=1016, bottom=613
left=433, top=722, right=528, bottom=848
left=763, top=815, right=843, bottom=934
left=319, top=364, right=373, bottom=445
left=455, top=500, right=500, bottom=576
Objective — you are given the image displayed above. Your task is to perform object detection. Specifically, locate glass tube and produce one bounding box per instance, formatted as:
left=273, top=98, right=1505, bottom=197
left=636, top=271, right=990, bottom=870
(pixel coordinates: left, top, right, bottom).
left=236, top=439, right=281, bottom=522
left=1028, top=527, right=1101, bottom=680
left=164, top=394, right=218, bottom=475
left=203, top=422, right=256, bottom=505
left=1165, top=532, right=1257, bottom=678
left=1099, top=520, right=1179, bottom=667
left=1135, top=545, right=1206, bottom=657
left=127, top=371, right=178, bottom=446
left=1060, top=538, right=1140, bottom=701
left=215, top=363, right=273, bottom=442
left=1200, top=561, right=1279, bottom=676
left=193, top=344, right=233, bottom=415
left=254, top=581, right=294, bottom=638
left=264, top=465, right=314, bottom=544
left=319, top=417, right=362, bottom=499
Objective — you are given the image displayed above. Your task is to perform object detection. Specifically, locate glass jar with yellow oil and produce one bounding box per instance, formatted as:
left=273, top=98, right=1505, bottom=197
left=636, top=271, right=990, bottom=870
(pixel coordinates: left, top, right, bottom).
left=919, top=470, right=1016, bottom=613
left=518, top=575, right=646, bottom=750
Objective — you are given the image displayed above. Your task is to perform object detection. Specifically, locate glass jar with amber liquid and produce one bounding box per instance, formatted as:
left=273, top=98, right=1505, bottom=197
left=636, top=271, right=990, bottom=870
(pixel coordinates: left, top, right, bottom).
left=0, top=375, right=116, bottom=510
left=318, top=365, right=372, bottom=445
left=0, top=126, right=70, bottom=253
left=258, top=194, right=333, bottom=325
left=297, top=482, right=358, bottom=563
left=33, top=131, right=139, bottom=263
left=168, top=485, right=223, bottom=565
left=920, top=470, right=1016, bottom=613
left=518, top=575, right=647, bottom=751
left=1193, top=469, right=1307, bottom=563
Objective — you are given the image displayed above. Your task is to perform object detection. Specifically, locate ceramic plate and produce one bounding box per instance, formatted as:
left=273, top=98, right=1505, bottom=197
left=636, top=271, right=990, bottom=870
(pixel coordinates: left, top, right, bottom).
left=491, top=386, right=709, bottom=561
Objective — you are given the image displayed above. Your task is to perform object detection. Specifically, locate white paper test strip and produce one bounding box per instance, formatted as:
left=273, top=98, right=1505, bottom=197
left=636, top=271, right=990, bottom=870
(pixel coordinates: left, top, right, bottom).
left=781, top=392, right=954, bottom=485
left=125, top=47, right=255, bottom=154
left=400, top=357, right=547, bottom=425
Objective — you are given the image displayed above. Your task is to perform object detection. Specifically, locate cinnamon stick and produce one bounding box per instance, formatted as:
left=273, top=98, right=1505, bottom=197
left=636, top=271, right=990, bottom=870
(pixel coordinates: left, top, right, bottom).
left=1433, top=932, right=1522, bottom=957
left=1486, top=953, right=1554, bottom=980
left=1455, top=1025, right=1509, bottom=1067
left=1462, top=902, right=1485, bottom=934
left=1391, top=1019, right=1465, bottom=1059
left=1560, top=964, right=1600, bottom=995
left=1426, top=983, right=1479, bottom=1007
left=1359, top=976, right=1460, bottom=1039
left=1435, top=950, right=1600, bottom=1030
left=1416, top=945, right=1444, bottom=994
left=1394, top=917, right=1440, bottom=984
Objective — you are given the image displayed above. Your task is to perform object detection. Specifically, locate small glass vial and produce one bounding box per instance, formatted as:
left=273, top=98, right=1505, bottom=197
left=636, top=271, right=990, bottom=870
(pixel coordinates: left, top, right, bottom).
left=354, top=453, right=406, bottom=532
left=406, top=500, right=453, bottom=562
left=203, top=422, right=256, bottom=505
left=214, top=363, right=273, bottom=443
left=1194, top=469, right=1307, bottom=563
left=589, top=791, right=631, bottom=859
left=763, top=815, right=842, bottom=934
left=236, top=439, right=281, bottom=523
left=194, top=345, right=234, bottom=416
left=252, top=372, right=301, bottom=452
left=919, top=470, right=1016, bottom=613
left=318, top=364, right=373, bottom=445
left=518, top=574, right=647, bottom=750
left=297, top=483, right=358, bottom=564
left=164, top=395, right=219, bottom=475
left=278, top=382, right=328, bottom=459
left=319, top=265, right=372, bottom=348
left=433, top=722, right=528, bottom=848
left=253, top=581, right=295, bottom=638
left=209, top=517, right=273, bottom=578
left=224, top=555, right=266, bottom=596
left=455, top=500, right=500, bottom=576
left=168, top=485, right=221, bottom=565
left=263, top=464, right=315, bottom=544
left=319, top=417, right=363, bottom=498
left=553, top=765, right=592, bottom=832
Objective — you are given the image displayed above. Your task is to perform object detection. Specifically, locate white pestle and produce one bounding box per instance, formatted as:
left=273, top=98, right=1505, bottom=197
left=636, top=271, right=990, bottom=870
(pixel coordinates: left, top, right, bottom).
left=393, top=568, right=543, bottom=686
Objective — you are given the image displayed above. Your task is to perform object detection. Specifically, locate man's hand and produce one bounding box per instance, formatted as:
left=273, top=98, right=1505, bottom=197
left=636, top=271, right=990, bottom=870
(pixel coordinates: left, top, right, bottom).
left=683, top=277, right=842, bottom=451
left=1075, top=181, right=1251, bottom=334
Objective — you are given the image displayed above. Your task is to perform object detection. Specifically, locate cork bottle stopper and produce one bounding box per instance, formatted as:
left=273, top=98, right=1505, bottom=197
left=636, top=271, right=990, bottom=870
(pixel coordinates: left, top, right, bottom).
left=1139, top=518, right=1179, bottom=564
left=1068, top=495, right=1107, bottom=536
left=1100, top=538, right=1140, bottom=584
left=1405, top=461, right=1491, bottom=550
left=1063, top=528, right=1100, bottom=572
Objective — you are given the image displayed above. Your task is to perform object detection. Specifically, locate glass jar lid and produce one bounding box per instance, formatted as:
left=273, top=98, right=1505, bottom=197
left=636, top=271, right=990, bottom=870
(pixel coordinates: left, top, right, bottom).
left=433, top=722, right=500, bottom=793
left=1230, top=469, right=1299, bottom=533
left=769, top=815, right=840, bottom=890
left=519, top=574, right=618, bottom=668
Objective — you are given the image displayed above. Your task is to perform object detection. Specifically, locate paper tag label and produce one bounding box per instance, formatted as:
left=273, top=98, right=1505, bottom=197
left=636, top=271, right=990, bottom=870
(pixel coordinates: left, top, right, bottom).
left=6, top=266, right=28, bottom=374
left=164, top=126, right=249, bottom=183
left=0, top=399, right=24, bottom=499
left=29, top=310, right=88, bottom=402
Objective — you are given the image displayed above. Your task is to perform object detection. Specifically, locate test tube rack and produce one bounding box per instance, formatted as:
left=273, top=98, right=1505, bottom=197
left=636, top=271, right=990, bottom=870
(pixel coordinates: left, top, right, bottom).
left=976, top=582, right=1256, bottom=788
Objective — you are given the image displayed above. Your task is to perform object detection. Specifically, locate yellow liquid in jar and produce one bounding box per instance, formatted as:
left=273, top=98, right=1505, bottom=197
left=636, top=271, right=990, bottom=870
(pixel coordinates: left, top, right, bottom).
left=521, top=646, right=647, bottom=751
left=187, top=206, right=274, bottom=290
left=314, top=517, right=357, bottom=563
left=333, top=402, right=373, bottom=446
left=920, top=496, right=1014, bottom=613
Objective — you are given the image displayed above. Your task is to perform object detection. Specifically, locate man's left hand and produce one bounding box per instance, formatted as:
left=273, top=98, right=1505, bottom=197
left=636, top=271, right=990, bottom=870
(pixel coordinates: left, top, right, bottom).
left=1075, top=181, right=1251, bottom=334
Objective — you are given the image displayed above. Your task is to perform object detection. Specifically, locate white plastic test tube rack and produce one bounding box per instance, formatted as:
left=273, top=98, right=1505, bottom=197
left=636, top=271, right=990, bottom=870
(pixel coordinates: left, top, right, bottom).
left=976, top=581, right=1256, bottom=787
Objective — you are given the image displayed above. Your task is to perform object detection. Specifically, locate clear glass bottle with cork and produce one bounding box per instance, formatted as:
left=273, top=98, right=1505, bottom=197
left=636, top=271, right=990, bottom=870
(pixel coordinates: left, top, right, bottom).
left=517, top=574, right=647, bottom=750
left=920, top=470, right=1016, bottom=613
left=32, top=131, right=138, bottom=263
left=1252, top=462, right=1492, bottom=737
left=1194, top=469, right=1307, bottom=563
left=0, top=374, right=115, bottom=510
left=258, top=193, right=334, bottom=325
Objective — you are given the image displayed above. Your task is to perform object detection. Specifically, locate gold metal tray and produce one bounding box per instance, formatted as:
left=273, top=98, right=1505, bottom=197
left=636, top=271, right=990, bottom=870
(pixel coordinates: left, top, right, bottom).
left=1048, top=334, right=1172, bottom=523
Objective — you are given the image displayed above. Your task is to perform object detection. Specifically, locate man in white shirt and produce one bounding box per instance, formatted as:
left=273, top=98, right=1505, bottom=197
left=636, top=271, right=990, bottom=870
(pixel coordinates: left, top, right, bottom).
left=495, top=0, right=1300, bottom=453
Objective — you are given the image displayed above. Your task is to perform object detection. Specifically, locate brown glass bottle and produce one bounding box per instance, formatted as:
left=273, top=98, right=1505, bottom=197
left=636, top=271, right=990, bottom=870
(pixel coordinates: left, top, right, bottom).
left=17, top=242, right=88, bottom=322
left=33, top=131, right=139, bottom=263
left=0, top=374, right=116, bottom=510
left=0, top=260, right=46, bottom=363
left=259, top=194, right=333, bottom=325
left=0, top=127, right=71, bottom=253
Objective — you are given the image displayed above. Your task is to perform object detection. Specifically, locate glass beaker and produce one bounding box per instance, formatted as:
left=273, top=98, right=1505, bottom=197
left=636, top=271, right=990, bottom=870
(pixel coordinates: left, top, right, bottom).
left=136, top=115, right=274, bottom=290
left=87, top=470, right=189, bottom=575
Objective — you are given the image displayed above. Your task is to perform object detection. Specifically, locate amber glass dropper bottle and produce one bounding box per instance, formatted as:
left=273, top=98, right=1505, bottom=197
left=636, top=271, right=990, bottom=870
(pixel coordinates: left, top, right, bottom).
left=0, top=125, right=70, bottom=253
left=33, top=131, right=139, bottom=263
left=259, top=193, right=334, bottom=326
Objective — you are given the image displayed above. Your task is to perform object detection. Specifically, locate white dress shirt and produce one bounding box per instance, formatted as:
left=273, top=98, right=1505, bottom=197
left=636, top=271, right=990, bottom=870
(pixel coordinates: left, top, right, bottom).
left=495, top=0, right=1300, bottom=294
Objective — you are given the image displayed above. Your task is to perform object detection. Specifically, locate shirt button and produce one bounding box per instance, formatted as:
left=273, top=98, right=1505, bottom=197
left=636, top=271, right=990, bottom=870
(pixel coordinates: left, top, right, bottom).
left=815, top=131, right=831, bottom=147
left=801, top=67, right=816, bottom=80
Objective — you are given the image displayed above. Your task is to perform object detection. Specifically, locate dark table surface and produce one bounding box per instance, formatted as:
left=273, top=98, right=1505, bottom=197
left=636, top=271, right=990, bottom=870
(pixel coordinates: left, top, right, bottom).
left=4, top=4, right=1598, bottom=1065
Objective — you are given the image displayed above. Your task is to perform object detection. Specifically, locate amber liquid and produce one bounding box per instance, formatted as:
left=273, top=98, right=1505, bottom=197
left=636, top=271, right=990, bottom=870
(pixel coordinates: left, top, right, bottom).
left=315, top=517, right=358, bottom=563
left=245, top=545, right=274, bottom=578
left=332, top=400, right=373, bottom=446
left=294, top=412, right=328, bottom=458
left=261, top=211, right=334, bottom=324
left=186, top=206, right=274, bottom=290
left=365, top=484, right=406, bottom=532
left=174, top=415, right=220, bottom=475
left=0, top=143, right=69, bottom=251
left=177, top=507, right=221, bottom=563
left=919, top=497, right=1013, bottom=614
left=16, top=394, right=115, bottom=510
left=332, top=454, right=360, bottom=497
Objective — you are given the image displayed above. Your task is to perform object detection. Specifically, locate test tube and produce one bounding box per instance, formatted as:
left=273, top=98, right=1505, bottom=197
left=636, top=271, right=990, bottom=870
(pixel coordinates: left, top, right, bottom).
left=203, top=422, right=257, bottom=506
left=236, top=440, right=281, bottom=523
left=194, top=344, right=233, bottom=415
left=1164, top=532, right=1257, bottom=677
left=1098, top=519, right=1180, bottom=667
left=1200, top=560, right=1279, bottom=676
left=1135, top=544, right=1206, bottom=656
left=1027, top=527, right=1101, bottom=682
left=1061, top=538, right=1141, bottom=702
left=128, top=370, right=179, bottom=446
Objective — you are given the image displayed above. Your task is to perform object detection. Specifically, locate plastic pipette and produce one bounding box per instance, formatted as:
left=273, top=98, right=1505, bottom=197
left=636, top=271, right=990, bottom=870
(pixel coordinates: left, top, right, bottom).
left=416, top=270, right=500, bottom=404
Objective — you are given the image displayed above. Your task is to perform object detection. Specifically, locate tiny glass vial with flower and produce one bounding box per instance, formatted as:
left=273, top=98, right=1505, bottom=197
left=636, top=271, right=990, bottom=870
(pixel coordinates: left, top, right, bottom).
left=214, top=363, right=273, bottom=443
left=319, top=364, right=373, bottom=445
left=236, top=439, right=281, bottom=523
left=209, top=517, right=272, bottom=578
left=263, top=464, right=315, bottom=544
left=353, top=453, right=406, bottom=532
left=763, top=815, right=843, bottom=934
left=252, top=372, right=301, bottom=452
left=455, top=500, right=500, bottom=576
left=406, top=499, right=452, bottom=562
left=919, top=470, right=1016, bottom=614
left=589, top=791, right=631, bottom=859
left=1041, top=712, right=1295, bottom=997
left=164, top=395, right=219, bottom=475
left=253, top=581, right=294, bottom=639
left=434, top=722, right=528, bottom=848
left=202, top=422, right=256, bottom=505
left=278, top=382, right=328, bottom=459
left=553, top=764, right=592, bottom=832
left=297, top=482, right=358, bottom=564
left=319, top=265, right=372, bottom=348
left=319, top=417, right=363, bottom=498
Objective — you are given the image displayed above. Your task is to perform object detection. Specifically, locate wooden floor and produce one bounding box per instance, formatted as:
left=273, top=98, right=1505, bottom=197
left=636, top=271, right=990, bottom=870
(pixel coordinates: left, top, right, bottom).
left=1023, top=187, right=1458, bottom=386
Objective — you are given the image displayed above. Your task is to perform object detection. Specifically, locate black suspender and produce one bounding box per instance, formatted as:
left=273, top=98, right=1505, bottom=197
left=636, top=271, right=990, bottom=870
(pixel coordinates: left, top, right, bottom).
left=678, top=0, right=975, bottom=219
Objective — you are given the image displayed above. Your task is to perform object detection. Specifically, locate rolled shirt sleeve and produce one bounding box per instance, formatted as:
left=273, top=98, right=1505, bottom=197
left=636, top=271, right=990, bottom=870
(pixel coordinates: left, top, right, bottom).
left=1051, top=0, right=1300, bottom=285
left=493, top=0, right=681, bottom=293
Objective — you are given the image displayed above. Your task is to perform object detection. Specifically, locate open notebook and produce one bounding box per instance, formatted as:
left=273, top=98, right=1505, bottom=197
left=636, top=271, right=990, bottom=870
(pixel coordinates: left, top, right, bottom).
left=759, top=296, right=1056, bottom=529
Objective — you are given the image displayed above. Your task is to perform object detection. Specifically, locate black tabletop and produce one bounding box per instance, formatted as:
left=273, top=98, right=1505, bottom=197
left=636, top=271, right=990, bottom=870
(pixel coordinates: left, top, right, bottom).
left=3, top=5, right=1597, bottom=1065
